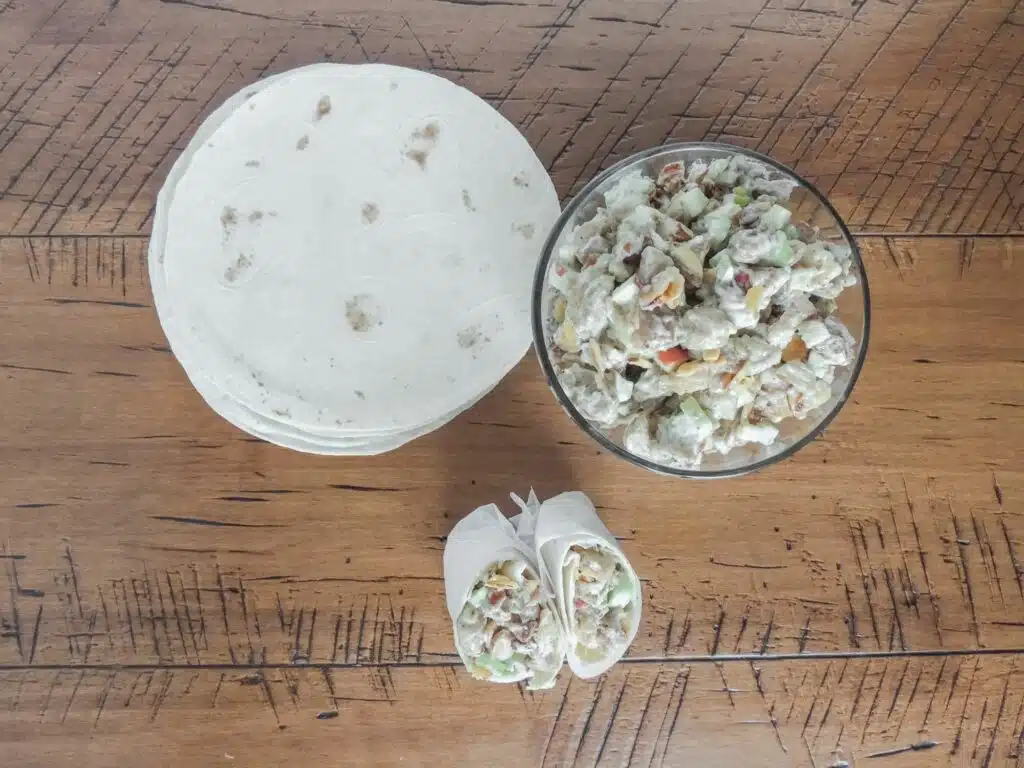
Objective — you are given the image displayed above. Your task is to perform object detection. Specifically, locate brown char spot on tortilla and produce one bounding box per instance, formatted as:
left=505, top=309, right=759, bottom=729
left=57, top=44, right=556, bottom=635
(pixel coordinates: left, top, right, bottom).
left=315, top=95, right=331, bottom=121
left=406, top=149, right=428, bottom=170
left=513, top=173, right=529, bottom=188
left=297, top=135, right=309, bottom=151
left=418, top=121, right=439, bottom=141
left=462, top=189, right=476, bottom=212
left=457, top=325, right=488, bottom=349
left=345, top=295, right=377, bottom=333
left=221, top=206, right=238, bottom=239
left=248, top=211, right=264, bottom=223
left=245, top=160, right=260, bottom=168
left=223, top=252, right=252, bottom=283
left=405, top=121, right=440, bottom=170
left=513, top=222, right=535, bottom=239
left=362, top=203, right=380, bottom=224
left=389, top=81, right=398, bottom=91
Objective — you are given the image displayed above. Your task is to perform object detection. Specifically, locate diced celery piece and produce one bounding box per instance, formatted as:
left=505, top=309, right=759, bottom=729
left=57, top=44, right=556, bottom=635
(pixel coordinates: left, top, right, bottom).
left=719, top=165, right=739, bottom=185
left=609, top=582, right=632, bottom=608
left=708, top=250, right=732, bottom=270
left=706, top=158, right=729, bottom=181
left=679, top=395, right=712, bottom=426
left=718, top=201, right=742, bottom=219
left=762, top=231, right=793, bottom=266
left=476, top=652, right=512, bottom=676
left=611, top=276, right=638, bottom=305
left=670, top=244, right=704, bottom=282
left=608, top=571, right=633, bottom=608
left=761, top=204, right=792, bottom=231
left=784, top=224, right=801, bottom=240
left=705, top=216, right=732, bottom=245
left=680, top=186, right=709, bottom=219
left=733, top=186, right=751, bottom=207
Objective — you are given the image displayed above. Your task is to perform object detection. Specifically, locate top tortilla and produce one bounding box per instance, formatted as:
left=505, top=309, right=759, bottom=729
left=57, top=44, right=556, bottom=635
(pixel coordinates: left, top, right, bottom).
left=157, top=63, right=559, bottom=434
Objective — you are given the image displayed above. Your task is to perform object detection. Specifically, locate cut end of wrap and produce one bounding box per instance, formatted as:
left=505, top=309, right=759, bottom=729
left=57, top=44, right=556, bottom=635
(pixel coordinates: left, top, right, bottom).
left=565, top=565, right=634, bottom=679
left=451, top=600, right=567, bottom=690
left=453, top=629, right=531, bottom=686
left=446, top=508, right=569, bottom=689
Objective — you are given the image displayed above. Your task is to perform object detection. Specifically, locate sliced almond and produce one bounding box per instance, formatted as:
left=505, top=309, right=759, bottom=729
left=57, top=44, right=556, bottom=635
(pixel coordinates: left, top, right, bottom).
left=670, top=244, right=703, bottom=285
left=662, top=279, right=684, bottom=307
left=485, top=574, right=518, bottom=590
left=552, top=295, right=567, bottom=323
left=744, top=285, right=765, bottom=312
left=554, top=320, right=580, bottom=353
left=702, top=348, right=721, bottom=362
left=673, top=361, right=705, bottom=374
left=639, top=272, right=685, bottom=310
left=781, top=335, right=808, bottom=363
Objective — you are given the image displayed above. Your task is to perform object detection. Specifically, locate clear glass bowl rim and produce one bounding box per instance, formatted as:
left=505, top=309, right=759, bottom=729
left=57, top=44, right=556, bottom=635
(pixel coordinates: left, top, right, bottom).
left=530, top=141, right=872, bottom=479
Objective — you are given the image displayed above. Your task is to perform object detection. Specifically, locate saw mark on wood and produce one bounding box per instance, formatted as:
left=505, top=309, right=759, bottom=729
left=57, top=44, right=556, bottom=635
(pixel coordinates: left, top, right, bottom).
left=594, top=672, right=630, bottom=766
left=661, top=666, right=693, bottom=761
left=951, top=502, right=982, bottom=645
left=149, top=515, right=285, bottom=529
left=861, top=659, right=889, bottom=744
left=981, top=665, right=1013, bottom=768
left=951, top=657, right=980, bottom=755
left=572, top=675, right=606, bottom=766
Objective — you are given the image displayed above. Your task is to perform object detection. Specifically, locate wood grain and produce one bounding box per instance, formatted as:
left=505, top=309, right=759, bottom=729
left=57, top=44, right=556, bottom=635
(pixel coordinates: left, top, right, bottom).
left=0, top=0, right=1022, bottom=764
left=0, top=0, right=1020, bottom=236
left=3, top=657, right=1024, bottom=766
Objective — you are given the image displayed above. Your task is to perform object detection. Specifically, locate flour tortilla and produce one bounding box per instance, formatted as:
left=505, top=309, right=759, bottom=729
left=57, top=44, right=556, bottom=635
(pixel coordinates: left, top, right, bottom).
left=190, top=361, right=495, bottom=454
left=151, top=64, right=542, bottom=450
left=150, top=64, right=455, bottom=452
left=156, top=63, right=559, bottom=438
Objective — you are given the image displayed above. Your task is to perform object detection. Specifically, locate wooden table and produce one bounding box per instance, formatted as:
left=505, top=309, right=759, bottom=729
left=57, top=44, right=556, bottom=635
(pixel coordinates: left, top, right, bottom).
left=0, top=0, right=1021, bottom=765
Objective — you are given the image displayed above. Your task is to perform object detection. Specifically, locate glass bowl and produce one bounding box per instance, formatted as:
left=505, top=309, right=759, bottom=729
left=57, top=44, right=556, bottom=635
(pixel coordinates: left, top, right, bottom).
left=531, top=142, right=870, bottom=479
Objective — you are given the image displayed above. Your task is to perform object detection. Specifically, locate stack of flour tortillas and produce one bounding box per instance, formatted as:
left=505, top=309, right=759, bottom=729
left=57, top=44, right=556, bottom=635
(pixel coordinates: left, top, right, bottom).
left=444, top=490, right=642, bottom=688
left=150, top=63, right=560, bottom=454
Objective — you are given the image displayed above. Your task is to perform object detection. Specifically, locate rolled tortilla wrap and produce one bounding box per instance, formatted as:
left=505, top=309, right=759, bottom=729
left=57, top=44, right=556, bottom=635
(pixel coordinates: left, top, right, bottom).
left=534, top=492, right=642, bottom=678
left=443, top=504, right=566, bottom=689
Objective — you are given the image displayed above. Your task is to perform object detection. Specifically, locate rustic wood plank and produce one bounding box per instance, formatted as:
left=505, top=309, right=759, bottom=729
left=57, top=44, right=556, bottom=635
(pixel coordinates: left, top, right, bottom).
left=0, top=0, right=1020, bottom=235
left=3, top=657, right=1024, bottom=766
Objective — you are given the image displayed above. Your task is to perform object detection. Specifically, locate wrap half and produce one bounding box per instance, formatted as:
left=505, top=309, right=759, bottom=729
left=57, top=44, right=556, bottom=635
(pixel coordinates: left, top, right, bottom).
left=534, top=492, right=642, bottom=678
left=443, top=504, right=566, bottom=689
